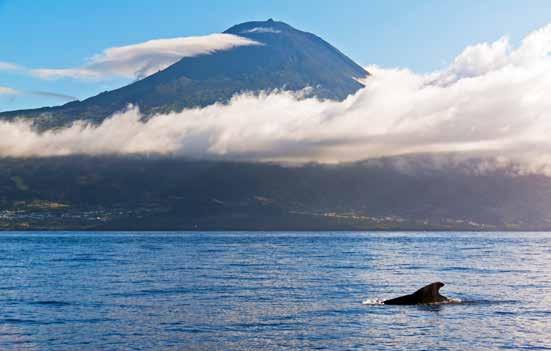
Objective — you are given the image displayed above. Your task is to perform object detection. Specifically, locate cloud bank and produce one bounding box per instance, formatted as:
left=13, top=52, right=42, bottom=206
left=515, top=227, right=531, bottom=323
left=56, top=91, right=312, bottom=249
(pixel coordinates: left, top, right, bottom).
left=31, top=34, right=260, bottom=80
left=1, top=24, right=551, bottom=173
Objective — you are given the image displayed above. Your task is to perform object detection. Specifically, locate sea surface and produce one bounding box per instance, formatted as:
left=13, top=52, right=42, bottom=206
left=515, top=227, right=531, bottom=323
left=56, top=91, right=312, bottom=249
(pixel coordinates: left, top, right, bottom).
left=0, top=231, right=550, bottom=350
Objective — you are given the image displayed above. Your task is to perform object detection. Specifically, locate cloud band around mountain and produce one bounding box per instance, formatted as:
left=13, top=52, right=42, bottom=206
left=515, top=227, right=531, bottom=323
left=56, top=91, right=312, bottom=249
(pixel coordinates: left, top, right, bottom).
left=1, top=24, right=550, bottom=174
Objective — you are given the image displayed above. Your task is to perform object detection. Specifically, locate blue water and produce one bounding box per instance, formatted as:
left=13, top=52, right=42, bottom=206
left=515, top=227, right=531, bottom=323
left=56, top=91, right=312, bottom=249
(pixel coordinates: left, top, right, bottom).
left=0, top=232, right=550, bottom=350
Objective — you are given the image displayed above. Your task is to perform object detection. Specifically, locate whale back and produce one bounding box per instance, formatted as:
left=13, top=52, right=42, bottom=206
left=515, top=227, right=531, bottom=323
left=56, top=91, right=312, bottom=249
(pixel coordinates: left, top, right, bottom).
left=384, top=282, right=447, bottom=305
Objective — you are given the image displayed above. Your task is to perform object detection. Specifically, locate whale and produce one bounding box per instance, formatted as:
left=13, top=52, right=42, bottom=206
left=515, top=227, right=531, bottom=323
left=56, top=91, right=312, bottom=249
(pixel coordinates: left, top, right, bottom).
left=383, top=282, right=449, bottom=305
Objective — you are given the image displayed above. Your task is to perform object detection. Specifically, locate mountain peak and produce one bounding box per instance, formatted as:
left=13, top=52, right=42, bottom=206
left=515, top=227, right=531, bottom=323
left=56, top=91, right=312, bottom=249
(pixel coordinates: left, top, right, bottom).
left=224, top=19, right=296, bottom=36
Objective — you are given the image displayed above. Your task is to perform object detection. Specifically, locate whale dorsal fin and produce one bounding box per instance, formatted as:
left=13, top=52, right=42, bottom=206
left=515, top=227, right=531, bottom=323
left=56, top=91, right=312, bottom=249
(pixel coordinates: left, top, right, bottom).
left=414, top=282, right=446, bottom=303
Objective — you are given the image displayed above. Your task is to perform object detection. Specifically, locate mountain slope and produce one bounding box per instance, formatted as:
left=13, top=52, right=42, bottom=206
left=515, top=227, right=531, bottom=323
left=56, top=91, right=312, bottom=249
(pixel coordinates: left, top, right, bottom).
left=1, top=155, right=551, bottom=231
left=0, top=19, right=368, bottom=128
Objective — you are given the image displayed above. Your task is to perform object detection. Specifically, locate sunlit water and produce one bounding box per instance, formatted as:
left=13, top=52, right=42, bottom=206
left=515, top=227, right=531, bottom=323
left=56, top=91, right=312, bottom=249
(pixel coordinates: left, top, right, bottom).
left=0, top=232, right=550, bottom=350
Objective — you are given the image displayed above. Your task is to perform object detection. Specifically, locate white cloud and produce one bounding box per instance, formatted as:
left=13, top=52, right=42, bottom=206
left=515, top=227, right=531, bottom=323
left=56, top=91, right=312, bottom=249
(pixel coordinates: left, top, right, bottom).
left=1, top=24, right=551, bottom=174
left=30, top=33, right=260, bottom=80
left=0, top=86, right=19, bottom=95
left=429, top=37, right=511, bottom=85
left=0, top=61, right=21, bottom=71
left=241, top=27, right=281, bottom=34
left=430, top=24, right=551, bottom=86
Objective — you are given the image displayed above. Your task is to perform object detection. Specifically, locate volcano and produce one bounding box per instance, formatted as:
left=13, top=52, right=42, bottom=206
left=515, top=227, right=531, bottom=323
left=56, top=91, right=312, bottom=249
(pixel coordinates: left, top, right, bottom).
left=0, top=19, right=368, bottom=128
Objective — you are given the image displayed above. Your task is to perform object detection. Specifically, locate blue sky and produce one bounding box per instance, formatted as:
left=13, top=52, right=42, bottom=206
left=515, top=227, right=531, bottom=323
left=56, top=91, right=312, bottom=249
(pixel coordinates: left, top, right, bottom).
left=1, top=0, right=550, bottom=111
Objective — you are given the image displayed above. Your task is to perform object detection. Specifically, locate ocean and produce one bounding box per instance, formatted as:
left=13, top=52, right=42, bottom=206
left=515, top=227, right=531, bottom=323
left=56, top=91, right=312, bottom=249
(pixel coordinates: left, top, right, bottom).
left=0, top=231, right=550, bottom=350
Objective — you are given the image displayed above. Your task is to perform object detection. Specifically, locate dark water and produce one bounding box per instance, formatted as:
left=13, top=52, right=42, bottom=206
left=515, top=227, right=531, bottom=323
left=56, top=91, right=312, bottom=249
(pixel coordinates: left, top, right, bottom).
left=0, top=232, right=550, bottom=350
